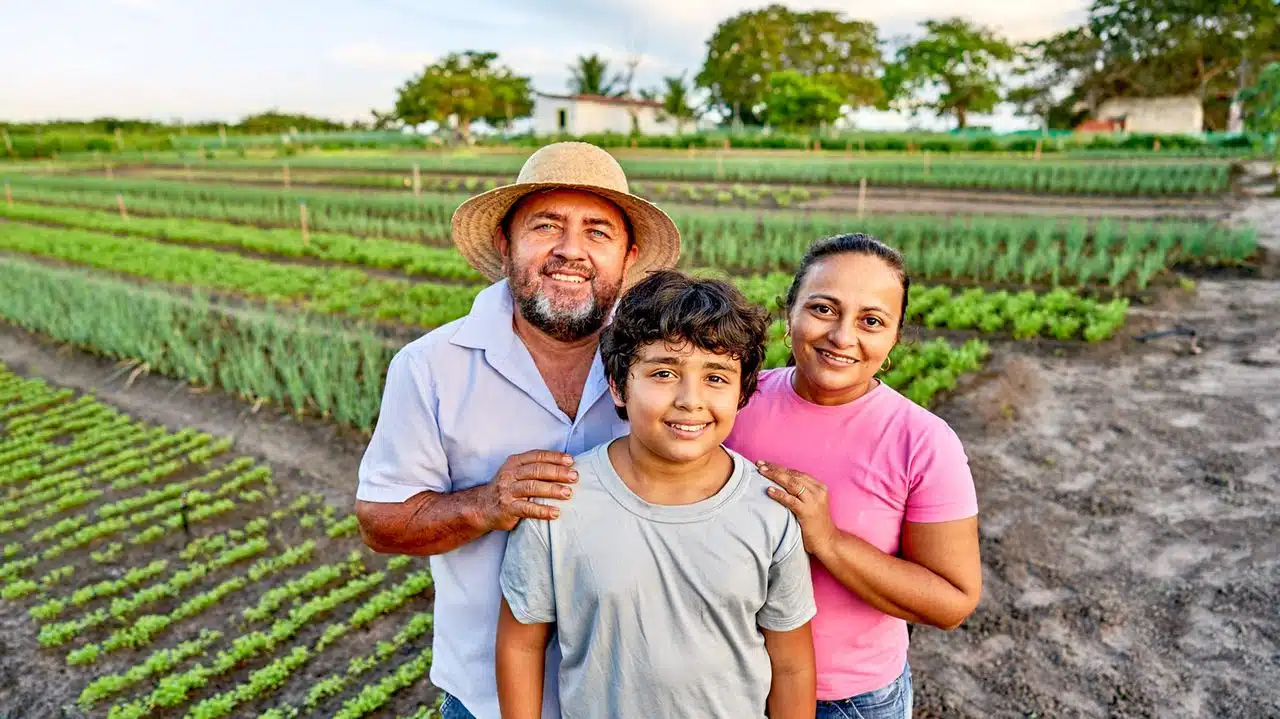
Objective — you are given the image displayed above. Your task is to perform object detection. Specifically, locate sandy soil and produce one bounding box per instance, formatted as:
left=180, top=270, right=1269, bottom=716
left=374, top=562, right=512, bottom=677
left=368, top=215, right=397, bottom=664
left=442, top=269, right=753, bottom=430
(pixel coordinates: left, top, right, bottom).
left=0, top=198, right=1276, bottom=718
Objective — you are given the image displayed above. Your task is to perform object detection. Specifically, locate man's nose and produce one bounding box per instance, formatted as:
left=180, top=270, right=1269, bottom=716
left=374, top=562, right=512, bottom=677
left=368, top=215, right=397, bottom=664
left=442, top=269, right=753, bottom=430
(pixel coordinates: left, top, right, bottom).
left=552, top=225, right=589, bottom=260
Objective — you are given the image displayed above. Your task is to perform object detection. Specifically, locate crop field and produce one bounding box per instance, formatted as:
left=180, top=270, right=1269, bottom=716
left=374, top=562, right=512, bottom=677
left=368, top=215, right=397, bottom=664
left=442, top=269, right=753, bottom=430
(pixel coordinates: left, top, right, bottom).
left=0, top=141, right=1276, bottom=718
left=101, top=153, right=1235, bottom=195
left=0, top=364, right=445, bottom=718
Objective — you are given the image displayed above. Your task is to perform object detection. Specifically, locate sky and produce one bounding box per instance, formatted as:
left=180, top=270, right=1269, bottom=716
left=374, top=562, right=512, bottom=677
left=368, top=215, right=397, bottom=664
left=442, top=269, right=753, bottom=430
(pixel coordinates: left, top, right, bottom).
left=1, top=0, right=1090, bottom=131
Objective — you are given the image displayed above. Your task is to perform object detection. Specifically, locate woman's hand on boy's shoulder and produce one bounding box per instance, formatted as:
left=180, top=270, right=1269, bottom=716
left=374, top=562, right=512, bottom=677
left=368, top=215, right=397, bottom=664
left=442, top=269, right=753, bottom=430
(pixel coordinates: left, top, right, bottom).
left=756, top=460, right=838, bottom=555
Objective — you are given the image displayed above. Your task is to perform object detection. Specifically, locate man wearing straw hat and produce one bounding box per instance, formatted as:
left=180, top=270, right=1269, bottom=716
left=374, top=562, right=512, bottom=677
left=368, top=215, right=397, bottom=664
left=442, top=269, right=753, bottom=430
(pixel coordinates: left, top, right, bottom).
left=355, top=142, right=682, bottom=719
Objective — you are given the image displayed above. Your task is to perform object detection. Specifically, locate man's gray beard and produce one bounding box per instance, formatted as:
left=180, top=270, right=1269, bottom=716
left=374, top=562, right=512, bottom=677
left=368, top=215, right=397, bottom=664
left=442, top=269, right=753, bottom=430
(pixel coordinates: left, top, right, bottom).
left=509, top=267, right=618, bottom=342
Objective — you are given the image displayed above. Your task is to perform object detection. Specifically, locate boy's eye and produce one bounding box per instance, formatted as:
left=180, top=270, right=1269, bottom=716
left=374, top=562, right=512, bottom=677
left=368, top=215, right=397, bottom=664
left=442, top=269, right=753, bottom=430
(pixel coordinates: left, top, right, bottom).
left=652, top=369, right=676, bottom=379
left=707, top=375, right=728, bottom=384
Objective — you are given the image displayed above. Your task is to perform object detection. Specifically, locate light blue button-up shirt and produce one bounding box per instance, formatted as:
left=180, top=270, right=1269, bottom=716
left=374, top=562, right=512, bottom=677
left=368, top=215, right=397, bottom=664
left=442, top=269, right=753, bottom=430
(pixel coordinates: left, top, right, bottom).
left=357, top=279, right=629, bottom=719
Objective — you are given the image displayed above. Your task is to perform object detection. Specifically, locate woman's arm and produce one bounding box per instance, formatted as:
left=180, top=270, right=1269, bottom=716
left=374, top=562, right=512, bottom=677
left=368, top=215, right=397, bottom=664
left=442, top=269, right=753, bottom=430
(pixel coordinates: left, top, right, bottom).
left=760, top=462, right=981, bottom=630
left=762, top=624, right=816, bottom=719
left=496, top=598, right=553, bottom=719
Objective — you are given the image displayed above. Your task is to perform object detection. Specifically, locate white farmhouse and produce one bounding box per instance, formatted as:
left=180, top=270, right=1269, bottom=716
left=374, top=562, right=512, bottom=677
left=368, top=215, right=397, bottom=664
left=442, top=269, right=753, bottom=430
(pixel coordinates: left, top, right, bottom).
left=1094, top=96, right=1204, bottom=134
left=532, top=93, right=680, bottom=136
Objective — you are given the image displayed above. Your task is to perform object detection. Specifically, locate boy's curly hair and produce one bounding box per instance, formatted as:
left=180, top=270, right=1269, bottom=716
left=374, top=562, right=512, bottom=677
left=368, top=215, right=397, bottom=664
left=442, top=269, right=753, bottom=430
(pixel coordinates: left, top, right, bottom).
left=600, top=270, right=770, bottom=421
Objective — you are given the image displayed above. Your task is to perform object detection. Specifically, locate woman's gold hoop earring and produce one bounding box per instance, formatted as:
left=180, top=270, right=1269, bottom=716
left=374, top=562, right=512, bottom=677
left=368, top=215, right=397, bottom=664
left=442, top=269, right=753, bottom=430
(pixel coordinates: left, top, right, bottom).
left=880, top=357, right=892, bottom=373
left=783, top=333, right=792, bottom=349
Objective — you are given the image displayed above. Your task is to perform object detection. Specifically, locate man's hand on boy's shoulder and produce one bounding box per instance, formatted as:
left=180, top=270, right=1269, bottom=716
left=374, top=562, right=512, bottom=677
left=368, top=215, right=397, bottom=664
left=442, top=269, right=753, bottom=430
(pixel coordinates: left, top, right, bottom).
left=476, top=450, right=580, bottom=532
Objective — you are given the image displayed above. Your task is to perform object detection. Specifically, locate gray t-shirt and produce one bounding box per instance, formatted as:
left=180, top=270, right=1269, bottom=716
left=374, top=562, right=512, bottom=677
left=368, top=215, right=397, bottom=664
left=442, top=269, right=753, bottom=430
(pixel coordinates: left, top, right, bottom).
left=500, top=441, right=817, bottom=719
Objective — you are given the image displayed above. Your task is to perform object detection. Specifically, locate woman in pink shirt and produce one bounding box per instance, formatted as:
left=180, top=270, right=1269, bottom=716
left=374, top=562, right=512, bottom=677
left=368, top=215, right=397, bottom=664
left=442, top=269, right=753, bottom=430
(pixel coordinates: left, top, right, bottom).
left=725, top=233, right=982, bottom=719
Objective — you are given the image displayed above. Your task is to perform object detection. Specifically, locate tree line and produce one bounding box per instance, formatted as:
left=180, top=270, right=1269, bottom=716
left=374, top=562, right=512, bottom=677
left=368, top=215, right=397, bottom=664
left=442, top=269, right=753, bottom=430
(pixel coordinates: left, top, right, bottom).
left=386, top=1, right=1280, bottom=139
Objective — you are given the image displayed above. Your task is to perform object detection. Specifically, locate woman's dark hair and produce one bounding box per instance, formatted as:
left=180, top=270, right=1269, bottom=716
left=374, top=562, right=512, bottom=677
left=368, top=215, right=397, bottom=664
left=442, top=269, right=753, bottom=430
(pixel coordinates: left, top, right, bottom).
left=783, top=233, right=911, bottom=331
left=601, top=270, right=770, bottom=420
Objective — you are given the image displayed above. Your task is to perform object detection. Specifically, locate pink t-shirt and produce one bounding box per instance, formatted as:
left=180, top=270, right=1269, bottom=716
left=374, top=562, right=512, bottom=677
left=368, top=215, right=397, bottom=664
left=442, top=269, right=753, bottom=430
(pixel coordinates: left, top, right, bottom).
left=724, top=368, right=978, bottom=700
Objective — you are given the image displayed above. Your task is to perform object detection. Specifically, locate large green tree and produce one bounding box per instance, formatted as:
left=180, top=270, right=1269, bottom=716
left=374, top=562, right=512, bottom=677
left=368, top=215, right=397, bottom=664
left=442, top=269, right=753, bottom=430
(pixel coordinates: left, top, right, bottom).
left=1006, top=0, right=1280, bottom=130
left=695, top=4, right=882, bottom=125
left=568, top=54, right=623, bottom=97
left=393, top=51, right=532, bottom=142
left=759, top=71, right=846, bottom=131
left=1240, top=61, right=1280, bottom=133
left=888, top=18, right=1016, bottom=129
left=1089, top=0, right=1280, bottom=104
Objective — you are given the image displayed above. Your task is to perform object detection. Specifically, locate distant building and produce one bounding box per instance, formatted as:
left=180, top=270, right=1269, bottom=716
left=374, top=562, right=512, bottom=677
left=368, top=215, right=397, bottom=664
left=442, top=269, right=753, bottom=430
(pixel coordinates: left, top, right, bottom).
left=531, top=93, right=679, bottom=136
left=1086, top=96, right=1204, bottom=135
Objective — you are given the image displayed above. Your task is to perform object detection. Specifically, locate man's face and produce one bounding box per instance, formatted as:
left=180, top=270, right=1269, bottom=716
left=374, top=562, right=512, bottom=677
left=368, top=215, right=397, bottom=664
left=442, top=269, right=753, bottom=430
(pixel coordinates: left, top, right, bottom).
left=497, top=189, right=639, bottom=342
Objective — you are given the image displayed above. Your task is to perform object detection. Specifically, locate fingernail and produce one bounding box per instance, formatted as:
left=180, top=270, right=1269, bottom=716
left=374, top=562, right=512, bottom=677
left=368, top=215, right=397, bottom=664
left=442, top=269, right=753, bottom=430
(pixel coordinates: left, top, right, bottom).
left=561, top=488, right=572, bottom=499
left=551, top=509, right=561, bottom=519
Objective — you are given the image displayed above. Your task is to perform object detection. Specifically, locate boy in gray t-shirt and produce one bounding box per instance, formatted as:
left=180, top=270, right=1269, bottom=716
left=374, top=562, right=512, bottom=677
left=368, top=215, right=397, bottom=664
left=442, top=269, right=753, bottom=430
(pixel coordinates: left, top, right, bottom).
left=497, top=271, right=817, bottom=719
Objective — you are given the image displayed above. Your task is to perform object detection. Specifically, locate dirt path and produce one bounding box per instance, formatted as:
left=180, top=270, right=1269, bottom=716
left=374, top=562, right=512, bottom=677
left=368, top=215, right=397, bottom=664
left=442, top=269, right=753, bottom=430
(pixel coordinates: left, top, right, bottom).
left=908, top=197, right=1280, bottom=718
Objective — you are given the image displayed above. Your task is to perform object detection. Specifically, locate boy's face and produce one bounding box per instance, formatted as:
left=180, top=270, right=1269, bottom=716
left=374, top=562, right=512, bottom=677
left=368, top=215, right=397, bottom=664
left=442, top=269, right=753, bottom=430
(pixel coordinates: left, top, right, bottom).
left=611, top=340, right=743, bottom=465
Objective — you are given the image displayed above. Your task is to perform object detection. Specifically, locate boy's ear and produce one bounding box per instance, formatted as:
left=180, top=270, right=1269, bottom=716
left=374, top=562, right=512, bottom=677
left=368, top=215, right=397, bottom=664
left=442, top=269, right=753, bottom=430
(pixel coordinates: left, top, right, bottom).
left=608, top=377, right=625, bottom=409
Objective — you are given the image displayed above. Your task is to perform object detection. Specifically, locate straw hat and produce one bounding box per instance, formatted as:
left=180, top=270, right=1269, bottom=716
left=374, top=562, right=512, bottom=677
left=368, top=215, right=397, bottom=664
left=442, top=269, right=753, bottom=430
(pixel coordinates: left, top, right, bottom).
left=450, top=142, right=681, bottom=287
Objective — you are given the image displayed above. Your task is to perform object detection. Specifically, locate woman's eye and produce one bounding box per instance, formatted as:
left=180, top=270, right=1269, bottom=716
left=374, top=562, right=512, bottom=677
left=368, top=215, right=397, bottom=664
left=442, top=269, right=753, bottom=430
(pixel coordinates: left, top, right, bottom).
left=865, top=317, right=881, bottom=327
left=811, top=304, right=833, bottom=315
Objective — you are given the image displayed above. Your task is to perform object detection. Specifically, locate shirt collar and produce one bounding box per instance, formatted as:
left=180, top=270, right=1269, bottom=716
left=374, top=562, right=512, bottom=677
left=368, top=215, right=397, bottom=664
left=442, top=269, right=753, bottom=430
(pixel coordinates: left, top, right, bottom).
left=450, top=279, right=611, bottom=424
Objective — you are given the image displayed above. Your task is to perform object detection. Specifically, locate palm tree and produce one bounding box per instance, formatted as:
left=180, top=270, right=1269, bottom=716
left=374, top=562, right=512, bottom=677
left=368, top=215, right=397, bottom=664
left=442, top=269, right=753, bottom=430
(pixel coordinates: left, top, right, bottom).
left=660, top=72, right=700, bottom=133
left=568, top=54, right=623, bottom=97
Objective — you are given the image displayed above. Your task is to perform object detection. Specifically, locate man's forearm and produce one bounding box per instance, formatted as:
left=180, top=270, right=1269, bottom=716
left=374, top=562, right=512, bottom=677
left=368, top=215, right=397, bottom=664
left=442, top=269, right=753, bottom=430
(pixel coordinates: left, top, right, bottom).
left=355, top=486, right=492, bottom=556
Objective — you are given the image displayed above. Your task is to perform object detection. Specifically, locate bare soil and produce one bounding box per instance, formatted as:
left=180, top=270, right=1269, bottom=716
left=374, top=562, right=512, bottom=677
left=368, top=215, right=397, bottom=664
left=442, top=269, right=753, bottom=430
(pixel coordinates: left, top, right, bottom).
left=908, top=198, right=1280, bottom=719
left=0, top=199, right=1276, bottom=718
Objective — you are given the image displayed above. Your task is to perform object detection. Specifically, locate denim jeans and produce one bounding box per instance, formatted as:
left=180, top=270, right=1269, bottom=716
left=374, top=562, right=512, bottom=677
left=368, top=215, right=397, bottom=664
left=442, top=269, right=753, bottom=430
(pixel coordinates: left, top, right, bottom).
left=440, top=693, right=477, bottom=719
left=816, top=663, right=913, bottom=719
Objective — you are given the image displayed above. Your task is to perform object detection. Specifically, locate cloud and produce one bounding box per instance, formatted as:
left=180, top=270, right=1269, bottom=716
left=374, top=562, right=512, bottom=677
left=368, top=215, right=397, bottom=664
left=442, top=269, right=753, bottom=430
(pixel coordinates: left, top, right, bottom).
left=330, top=43, right=434, bottom=73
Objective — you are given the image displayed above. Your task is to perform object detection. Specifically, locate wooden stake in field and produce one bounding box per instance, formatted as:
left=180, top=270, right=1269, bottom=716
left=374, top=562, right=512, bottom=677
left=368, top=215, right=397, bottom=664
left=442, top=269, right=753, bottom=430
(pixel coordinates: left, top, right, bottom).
left=283, top=163, right=291, bottom=189
left=1034, top=138, right=1043, bottom=160
left=1, top=129, right=11, bottom=154
left=299, top=202, right=309, bottom=246
left=857, top=178, right=867, bottom=218
left=722, top=138, right=730, bottom=151
left=219, top=125, right=227, bottom=147
left=631, top=138, right=637, bottom=148
left=114, top=127, right=124, bottom=151
left=813, top=138, right=821, bottom=152
left=845, top=139, right=852, bottom=156
left=412, top=163, right=421, bottom=196
left=116, top=193, right=128, bottom=220
left=923, top=150, right=931, bottom=176
left=4, top=181, right=11, bottom=208
left=1153, top=138, right=1161, bottom=152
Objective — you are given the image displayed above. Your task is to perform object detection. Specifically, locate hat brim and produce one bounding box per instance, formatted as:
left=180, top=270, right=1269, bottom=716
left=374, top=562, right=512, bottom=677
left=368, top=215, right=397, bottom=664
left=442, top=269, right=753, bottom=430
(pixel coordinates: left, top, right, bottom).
left=450, top=182, right=682, bottom=288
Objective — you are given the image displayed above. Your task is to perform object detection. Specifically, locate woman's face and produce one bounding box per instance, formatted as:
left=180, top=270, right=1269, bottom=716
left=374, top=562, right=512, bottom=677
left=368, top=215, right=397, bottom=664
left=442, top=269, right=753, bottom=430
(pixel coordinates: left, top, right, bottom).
left=787, top=252, right=904, bottom=406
